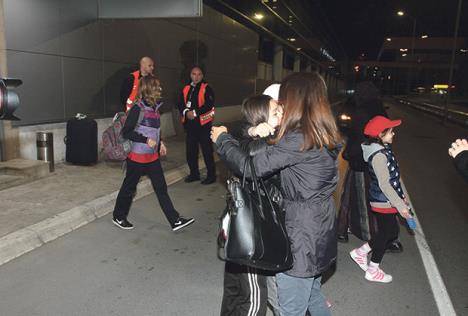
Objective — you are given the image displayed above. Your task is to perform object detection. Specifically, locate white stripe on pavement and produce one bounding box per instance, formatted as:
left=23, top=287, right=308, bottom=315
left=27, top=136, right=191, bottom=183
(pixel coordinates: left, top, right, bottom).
left=402, top=181, right=456, bottom=316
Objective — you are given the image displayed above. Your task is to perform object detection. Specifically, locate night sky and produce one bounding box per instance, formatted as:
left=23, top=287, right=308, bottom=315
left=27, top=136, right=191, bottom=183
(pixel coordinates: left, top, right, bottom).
left=317, top=0, right=468, bottom=60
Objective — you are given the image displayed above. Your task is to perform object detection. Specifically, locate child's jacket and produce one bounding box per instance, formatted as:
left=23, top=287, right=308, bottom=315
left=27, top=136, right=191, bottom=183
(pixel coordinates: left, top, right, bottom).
left=362, top=143, right=406, bottom=213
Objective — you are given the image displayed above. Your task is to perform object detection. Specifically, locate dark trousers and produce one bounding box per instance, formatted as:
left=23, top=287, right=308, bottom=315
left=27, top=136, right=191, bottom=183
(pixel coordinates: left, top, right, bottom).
left=369, top=212, right=399, bottom=263
left=113, top=159, right=180, bottom=226
left=185, top=122, right=216, bottom=178
left=220, top=262, right=268, bottom=316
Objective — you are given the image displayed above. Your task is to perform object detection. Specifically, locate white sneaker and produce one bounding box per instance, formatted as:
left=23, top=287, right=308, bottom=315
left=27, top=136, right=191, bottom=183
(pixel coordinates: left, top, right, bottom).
left=349, top=249, right=368, bottom=271
left=365, top=268, right=393, bottom=283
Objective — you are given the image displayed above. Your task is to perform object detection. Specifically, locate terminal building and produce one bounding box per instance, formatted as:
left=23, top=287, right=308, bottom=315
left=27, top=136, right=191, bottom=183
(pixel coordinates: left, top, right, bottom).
left=0, top=0, right=346, bottom=165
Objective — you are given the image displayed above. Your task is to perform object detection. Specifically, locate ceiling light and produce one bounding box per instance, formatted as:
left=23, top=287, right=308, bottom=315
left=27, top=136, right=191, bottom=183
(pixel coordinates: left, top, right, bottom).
left=397, top=11, right=405, bottom=16
left=253, top=13, right=264, bottom=20
left=288, top=38, right=296, bottom=42
left=296, top=47, right=301, bottom=51
left=402, top=53, right=407, bottom=57
left=460, top=49, right=468, bottom=53
left=421, top=35, right=428, bottom=39
left=386, top=38, right=392, bottom=42
left=400, top=48, right=408, bottom=52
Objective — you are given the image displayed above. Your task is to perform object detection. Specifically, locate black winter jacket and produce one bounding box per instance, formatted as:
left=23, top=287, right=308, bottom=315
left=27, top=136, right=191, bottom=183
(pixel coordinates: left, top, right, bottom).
left=343, top=98, right=387, bottom=171
left=454, top=151, right=468, bottom=183
left=216, top=131, right=341, bottom=277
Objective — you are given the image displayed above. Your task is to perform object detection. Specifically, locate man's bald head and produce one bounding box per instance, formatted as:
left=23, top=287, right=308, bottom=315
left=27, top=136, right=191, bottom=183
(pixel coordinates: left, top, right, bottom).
left=139, top=56, right=154, bottom=76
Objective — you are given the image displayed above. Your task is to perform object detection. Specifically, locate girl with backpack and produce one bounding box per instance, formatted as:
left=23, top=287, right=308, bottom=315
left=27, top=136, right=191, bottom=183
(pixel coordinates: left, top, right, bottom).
left=112, top=76, right=194, bottom=232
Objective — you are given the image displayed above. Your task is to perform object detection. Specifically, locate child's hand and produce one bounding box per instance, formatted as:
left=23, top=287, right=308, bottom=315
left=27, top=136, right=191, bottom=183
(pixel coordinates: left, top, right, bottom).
left=147, top=138, right=157, bottom=148
left=249, top=123, right=275, bottom=138
left=160, top=141, right=167, bottom=156
left=448, top=139, right=468, bottom=158
left=404, top=197, right=410, bottom=206
left=400, top=207, right=412, bottom=219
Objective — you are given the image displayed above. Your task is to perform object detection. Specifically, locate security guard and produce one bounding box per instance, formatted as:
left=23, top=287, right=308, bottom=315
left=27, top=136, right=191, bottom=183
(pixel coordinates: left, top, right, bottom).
left=120, top=56, right=154, bottom=112
left=178, top=66, right=216, bottom=185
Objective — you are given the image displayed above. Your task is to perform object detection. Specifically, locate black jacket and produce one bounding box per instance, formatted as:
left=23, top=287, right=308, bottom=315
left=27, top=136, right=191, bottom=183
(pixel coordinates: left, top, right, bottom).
left=177, top=82, right=214, bottom=129
left=216, top=131, right=341, bottom=277
left=454, top=151, right=468, bottom=183
left=343, top=98, right=388, bottom=171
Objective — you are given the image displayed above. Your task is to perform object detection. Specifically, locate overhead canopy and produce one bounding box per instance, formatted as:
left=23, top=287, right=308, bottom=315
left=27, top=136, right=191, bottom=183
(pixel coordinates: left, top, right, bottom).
left=98, top=0, right=202, bottom=18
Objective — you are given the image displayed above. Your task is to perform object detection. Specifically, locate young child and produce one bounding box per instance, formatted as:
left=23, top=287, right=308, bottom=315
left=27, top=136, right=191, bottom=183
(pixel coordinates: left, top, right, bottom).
left=350, top=115, right=412, bottom=283
left=113, top=76, right=194, bottom=231
left=220, top=93, right=282, bottom=316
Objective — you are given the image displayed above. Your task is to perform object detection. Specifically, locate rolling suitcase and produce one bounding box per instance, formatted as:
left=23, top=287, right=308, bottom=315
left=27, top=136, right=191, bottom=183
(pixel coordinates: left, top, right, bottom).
left=65, top=116, right=98, bottom=165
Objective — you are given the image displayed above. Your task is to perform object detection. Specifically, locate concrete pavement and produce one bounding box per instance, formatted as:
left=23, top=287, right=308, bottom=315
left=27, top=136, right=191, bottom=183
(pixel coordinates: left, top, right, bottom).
left=0, top=135, right=212, bottom=266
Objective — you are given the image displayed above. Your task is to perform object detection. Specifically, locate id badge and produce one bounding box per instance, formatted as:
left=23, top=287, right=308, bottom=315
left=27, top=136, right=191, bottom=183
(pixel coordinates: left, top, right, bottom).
left=186, top=101, right=191, bottom=108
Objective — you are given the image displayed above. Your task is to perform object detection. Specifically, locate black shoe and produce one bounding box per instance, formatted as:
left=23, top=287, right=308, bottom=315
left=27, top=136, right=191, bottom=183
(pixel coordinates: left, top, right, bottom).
left=172, top=217, right=195, bottom=232
left=184, top=175, right=200, bottom=183
left=386, top=241, right=403, bottom=253
left=337, top=233, right=349, bottom=243
left=113, top=218, right=134, bottom=230
left=201, top=177, right=216, bottom=185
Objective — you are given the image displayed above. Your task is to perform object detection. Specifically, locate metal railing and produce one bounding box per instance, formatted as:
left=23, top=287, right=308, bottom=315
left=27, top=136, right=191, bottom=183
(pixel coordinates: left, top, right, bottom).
left=394, top=98, right=468, bottom=127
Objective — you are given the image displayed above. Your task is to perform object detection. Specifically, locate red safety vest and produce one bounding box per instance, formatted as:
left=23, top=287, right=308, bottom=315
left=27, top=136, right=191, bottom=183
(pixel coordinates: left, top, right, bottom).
left=126, top=71, right=140, bottom=112
left=182, top=83, right=215, bottom=126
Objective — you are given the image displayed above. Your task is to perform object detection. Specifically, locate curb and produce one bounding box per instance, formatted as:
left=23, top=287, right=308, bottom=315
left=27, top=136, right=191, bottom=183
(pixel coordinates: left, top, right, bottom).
left=0, top=159, right=209, bottom=267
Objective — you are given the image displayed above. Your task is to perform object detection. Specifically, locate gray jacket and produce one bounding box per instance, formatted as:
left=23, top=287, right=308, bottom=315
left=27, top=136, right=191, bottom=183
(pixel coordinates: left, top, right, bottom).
left=216, top=131, right=341, bottom=277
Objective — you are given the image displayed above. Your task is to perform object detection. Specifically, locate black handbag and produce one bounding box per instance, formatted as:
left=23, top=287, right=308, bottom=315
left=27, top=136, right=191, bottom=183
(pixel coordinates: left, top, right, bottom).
left=218, top=158, right=293, bottom=272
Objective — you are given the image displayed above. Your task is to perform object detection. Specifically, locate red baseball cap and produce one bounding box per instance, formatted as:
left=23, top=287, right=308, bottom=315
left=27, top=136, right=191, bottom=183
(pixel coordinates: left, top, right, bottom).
left=364, top=116, right=402, bottom=137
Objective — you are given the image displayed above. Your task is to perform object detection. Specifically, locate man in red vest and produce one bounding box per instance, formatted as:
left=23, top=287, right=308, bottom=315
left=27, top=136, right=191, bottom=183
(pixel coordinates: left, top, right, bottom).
left=120, top=56, right=155, bottom=111
left=178, top=66, right=216, bottom=185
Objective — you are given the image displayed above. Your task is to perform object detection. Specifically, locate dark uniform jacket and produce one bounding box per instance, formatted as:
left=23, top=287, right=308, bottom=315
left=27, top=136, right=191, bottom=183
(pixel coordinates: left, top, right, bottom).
left=216, top=130, right=341, bottom=278
left=177, top=82, right=214, bottom=129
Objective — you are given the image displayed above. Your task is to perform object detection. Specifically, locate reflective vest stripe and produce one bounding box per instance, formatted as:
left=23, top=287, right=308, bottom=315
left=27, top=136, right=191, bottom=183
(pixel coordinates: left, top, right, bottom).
left=126, top=71, right=140, bottom=112
left=181, top=83, right=214, bottom=125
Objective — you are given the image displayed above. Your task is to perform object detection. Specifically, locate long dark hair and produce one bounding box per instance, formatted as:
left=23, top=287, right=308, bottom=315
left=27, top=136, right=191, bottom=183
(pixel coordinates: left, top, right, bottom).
left=275, top=72, right=342, bottom=150
left=241, top=95, right=272, bottom=127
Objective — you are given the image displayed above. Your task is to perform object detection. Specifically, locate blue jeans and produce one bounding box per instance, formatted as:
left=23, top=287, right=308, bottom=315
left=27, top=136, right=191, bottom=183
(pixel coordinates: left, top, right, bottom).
left=276, top=273, right=330, bottom=316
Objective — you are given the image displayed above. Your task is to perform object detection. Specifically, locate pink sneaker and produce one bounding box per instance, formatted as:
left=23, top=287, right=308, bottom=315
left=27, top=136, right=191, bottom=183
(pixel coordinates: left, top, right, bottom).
left=365, top=268, right=393, bottom=283
left=349, top=249, right=368, bottom=271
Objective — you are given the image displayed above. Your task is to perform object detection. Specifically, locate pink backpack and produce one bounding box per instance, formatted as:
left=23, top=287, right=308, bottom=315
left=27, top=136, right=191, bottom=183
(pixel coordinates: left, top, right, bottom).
left=102, top=112, right=131, bottom=161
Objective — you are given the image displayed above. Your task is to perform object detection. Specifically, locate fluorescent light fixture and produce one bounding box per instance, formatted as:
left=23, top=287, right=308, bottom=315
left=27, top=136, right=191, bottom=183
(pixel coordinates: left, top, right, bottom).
left=254, top=13, right=264, bottom=20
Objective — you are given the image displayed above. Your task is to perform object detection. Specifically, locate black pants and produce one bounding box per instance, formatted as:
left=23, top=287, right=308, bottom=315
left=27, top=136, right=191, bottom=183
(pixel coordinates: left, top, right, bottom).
left=369, top=212, right=399, bottom=263
left=185, top=122, right=216, bottom=179
left=220, top=262, right=268, bottom=316
left=113, top=159, right=180, bottom=225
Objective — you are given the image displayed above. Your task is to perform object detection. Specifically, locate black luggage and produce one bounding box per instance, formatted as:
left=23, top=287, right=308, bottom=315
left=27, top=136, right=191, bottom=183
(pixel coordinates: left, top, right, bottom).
left=65, top=117, right=98, bottom=165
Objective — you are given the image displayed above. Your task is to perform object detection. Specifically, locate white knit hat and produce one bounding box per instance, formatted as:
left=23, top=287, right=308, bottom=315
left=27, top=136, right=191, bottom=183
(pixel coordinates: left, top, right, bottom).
left=262, top=83, right=280, bottom=101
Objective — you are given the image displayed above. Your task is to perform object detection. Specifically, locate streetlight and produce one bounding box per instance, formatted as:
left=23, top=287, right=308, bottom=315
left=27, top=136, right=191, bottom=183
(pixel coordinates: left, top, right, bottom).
left=397, top=10, right=417, bottom=94
left=445, top=0, right=463, bottom=124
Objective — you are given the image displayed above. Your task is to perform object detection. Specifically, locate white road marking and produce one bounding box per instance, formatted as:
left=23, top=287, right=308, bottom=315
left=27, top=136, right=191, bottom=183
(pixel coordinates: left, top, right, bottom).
left=402, top=181, right=456, bottom=316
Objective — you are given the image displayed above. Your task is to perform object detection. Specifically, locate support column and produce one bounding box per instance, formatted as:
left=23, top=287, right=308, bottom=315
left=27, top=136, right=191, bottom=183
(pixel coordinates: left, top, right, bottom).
left=273, top=43, right=283, bottom=81
left=293, top=54, right=300, bottom=72
left=305, top=61, right=312, bottom=72
left=0, top=0, right=20, bottom=161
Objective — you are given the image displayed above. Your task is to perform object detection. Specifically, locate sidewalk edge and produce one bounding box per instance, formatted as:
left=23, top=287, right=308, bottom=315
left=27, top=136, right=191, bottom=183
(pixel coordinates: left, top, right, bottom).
left=0, top=158, right=209, bottom=267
